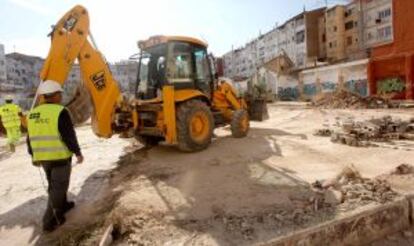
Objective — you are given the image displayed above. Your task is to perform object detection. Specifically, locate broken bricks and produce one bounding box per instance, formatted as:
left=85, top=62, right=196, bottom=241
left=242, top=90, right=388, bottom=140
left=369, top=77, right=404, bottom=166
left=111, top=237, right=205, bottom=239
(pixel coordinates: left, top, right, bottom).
left=316, top=116, right=414, bottom=147
left=312, top=89, right=394, bottom=109
left=312, top=166, right=398, bottom=209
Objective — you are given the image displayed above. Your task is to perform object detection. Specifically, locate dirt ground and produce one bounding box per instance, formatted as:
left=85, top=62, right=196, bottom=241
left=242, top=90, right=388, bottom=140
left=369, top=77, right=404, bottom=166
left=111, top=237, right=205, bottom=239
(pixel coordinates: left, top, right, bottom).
left=0, top=102, right=413, bottom=245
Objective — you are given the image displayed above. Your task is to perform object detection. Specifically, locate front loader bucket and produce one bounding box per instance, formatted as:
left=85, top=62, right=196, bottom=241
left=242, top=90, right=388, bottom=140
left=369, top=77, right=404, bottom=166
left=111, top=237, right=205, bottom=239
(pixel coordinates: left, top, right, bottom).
left=248, top=98, right=269, bottom=121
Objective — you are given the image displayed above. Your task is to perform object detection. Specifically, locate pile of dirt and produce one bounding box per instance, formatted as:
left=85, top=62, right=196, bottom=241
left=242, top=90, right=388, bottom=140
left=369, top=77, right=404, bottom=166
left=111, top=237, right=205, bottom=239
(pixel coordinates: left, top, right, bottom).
left=107, top=166, right=399, bottom=246
left=115, top=204, right=338, bottom=245
left=315, top=116, right=414, bottom=147
left=312, top=90, right=393, bottom=109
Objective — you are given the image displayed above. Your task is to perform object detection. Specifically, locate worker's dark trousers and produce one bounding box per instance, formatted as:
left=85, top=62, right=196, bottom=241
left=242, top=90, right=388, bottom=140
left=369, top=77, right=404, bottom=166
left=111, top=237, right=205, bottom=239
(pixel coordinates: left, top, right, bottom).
left=41, top=159, right=72, bottom=227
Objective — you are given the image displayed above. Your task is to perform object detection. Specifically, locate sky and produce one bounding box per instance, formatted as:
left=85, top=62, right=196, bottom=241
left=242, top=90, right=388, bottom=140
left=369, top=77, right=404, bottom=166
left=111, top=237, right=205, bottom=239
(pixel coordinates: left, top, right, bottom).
left=0, top=0, right=348, bottom=62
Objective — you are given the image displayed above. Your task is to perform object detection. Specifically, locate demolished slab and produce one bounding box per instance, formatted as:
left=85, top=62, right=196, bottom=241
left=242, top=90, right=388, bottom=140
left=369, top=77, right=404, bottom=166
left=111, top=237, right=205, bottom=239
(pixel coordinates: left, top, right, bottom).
left=315, top=116, right=414, bottom=148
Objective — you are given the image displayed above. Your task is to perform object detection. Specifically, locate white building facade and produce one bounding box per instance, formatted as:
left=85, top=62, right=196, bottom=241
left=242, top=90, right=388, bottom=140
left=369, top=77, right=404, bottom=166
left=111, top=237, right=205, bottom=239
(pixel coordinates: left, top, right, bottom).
left=223, top=8, right=324, bottom=79
left=0, top=45, right=7, bottom=88
left=1, top=44, right=138, bottom=109
left=361, top=0, right=393, bottom=48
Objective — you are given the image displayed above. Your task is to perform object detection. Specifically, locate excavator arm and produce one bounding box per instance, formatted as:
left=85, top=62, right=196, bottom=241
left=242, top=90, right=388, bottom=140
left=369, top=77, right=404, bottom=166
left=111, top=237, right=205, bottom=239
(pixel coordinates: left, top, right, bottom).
left=39, top=5, right=123, bottom=138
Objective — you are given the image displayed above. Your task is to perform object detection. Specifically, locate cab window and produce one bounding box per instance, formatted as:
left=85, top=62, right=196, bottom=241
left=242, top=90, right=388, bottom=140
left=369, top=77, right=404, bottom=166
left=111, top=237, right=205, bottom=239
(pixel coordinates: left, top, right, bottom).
left=194, top=48, right=210, bottom=81
left=168, top=42, right=193, bottom=83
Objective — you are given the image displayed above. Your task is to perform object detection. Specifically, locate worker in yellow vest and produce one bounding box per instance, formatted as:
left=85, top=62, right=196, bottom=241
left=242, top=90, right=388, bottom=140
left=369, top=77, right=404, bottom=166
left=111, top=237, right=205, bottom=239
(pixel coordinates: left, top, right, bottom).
left=27, top=80, right=84, bottom=232
left=0, top=95, right=23, bottom=152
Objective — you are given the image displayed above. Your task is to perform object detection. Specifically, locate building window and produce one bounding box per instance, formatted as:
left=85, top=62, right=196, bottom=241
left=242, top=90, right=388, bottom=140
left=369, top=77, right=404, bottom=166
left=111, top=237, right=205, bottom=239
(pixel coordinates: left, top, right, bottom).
left=345, top=8, right=353, bottom=17
left=296, top=31, right=305, bottom=44
left=377, top=26, right=392, bottom=40
left=345, top=21, right=354, bottom=30
left=347, top=36, right=353, bottom=46
left=322, top=34, right=326, bottom=43
left=333, top=26, right=338, bottom=32
left=378, top=8, right=392, bottom=20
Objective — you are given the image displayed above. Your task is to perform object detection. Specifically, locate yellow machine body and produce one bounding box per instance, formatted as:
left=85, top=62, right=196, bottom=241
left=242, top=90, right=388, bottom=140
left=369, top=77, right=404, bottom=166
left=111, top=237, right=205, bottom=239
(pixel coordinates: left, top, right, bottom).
left=37, top=5, right=260, bottom=152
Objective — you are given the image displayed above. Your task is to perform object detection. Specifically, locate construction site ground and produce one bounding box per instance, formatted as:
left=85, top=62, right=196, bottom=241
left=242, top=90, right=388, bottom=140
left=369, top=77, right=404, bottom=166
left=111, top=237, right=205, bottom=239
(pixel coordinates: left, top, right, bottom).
left=0, top=102, right=413, bottom=245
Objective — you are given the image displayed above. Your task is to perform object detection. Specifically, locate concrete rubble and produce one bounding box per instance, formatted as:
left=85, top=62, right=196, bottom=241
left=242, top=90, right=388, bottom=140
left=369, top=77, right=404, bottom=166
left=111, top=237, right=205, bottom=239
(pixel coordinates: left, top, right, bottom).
left=315, top=115, right=414, bottom=147
left=312, top=89, right=394, bottom=109
left=2, top=103, right=414, bottom=245
left=113, top=165, right=400, bottom=245
left=312, top=165, right=398, bottom=210
left=391, top=164, right=414, bottom=175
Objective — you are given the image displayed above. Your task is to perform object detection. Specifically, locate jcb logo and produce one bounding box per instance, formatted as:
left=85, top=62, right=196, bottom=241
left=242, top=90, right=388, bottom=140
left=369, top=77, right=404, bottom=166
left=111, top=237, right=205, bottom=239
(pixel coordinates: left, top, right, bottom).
left=90, top=71, right=106, bottom=90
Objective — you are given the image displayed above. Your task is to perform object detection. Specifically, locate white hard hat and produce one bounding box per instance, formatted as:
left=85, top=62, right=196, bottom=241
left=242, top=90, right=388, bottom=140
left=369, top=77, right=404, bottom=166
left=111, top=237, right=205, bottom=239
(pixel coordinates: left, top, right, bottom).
left=5, top=95, right=13, bottom=101
left=38, top=80, right=63, bottom=95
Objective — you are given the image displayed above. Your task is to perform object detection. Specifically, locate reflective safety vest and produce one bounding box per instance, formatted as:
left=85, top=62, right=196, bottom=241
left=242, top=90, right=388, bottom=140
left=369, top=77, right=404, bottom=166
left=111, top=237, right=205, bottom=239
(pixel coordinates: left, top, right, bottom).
left=0, top=103, right=21, bottom=128
left=27, top=104, right=72, bottom=162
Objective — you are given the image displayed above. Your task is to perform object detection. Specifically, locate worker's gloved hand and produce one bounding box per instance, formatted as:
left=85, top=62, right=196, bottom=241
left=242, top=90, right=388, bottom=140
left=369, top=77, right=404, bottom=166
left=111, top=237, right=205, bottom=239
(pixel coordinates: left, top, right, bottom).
left=76, top=155, right=84, bottom=164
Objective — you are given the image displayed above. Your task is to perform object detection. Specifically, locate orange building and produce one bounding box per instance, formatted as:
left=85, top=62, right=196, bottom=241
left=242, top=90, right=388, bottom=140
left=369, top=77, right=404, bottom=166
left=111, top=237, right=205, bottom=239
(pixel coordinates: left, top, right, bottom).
left=368, top=0, right=414, bottom=100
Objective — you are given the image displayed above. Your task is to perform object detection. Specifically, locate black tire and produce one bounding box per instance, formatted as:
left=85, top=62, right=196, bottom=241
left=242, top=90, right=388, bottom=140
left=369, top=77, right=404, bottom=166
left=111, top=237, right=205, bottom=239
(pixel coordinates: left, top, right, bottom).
left=135, top=135, right=162, bottom=147
left=231, top=109, right=249, bottom=138
left=176, top=100, right=214, bottom=152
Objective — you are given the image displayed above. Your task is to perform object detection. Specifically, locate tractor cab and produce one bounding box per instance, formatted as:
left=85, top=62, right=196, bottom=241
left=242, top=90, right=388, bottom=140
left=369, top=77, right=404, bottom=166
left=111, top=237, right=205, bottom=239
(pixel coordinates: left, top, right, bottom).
left=135, top=36, right=214, bottom=100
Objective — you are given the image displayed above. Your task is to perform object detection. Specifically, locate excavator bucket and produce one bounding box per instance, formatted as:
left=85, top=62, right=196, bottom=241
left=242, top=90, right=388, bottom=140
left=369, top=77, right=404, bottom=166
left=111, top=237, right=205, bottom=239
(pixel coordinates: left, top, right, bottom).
left=247, top=98, right=269, bottom=121
left=65, top=84, right=93, bottom=125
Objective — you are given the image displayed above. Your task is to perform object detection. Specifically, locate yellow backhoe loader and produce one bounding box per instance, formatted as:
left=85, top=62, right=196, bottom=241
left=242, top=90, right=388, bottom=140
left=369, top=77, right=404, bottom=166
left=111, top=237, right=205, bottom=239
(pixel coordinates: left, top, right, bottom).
left=36, top=5, right=267, bottom=152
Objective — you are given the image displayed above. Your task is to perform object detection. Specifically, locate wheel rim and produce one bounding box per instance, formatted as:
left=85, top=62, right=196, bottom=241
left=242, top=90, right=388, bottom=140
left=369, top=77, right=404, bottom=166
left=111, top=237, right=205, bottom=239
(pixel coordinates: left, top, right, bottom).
left=190, top=111, right=210, bottom=143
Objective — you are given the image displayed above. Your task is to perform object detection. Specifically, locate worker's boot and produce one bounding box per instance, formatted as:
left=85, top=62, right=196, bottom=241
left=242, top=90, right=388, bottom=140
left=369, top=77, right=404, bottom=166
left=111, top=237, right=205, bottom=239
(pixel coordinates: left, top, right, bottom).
left=9, top=144, right=15, bottom=153
left=63, top=201, right=75, bottom=214
left=43, top=216, right=66, bottom=232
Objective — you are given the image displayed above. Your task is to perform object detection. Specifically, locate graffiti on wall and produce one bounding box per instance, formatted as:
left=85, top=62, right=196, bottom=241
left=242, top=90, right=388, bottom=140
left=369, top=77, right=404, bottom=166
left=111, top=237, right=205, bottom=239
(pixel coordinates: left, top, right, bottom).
left=278, top=86, right=299, bottom=100
left=303, top=83, right=317, bottom=96
left=345, top=79, right=368, bottom=97
left=377, top=78, right=406, bottom=95
left=321, top=81, right=336, bottom=92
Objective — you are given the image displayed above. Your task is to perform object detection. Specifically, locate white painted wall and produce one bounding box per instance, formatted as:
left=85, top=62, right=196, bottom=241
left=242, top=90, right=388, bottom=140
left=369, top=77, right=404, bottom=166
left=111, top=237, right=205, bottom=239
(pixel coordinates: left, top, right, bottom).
left=300, top=59, right=368, bottom=98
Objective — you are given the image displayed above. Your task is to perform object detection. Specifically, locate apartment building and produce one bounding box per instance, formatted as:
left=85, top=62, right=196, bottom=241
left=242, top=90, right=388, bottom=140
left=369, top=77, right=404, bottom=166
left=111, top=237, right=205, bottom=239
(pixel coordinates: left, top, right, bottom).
left=223, top=8, right=324, bottom=79
left=277, top=14, right=308, bottom=68
left=0, top=44, right=6, bottom=89
left=318, top=15, right=327, bottom=60
left=110, top=61, right=138, bottom=94
left=369, top=0, right=414, bottom=100
left=323, top=5, right=347, bottom=62
left=223, top=44, right=256, bottom=79
left=0, top=43, right=138, bottom=108
left=362, top=0, right=393, bottom=48
left=5, top=52, right=44, bottom=92
left=344, top=1, right=365, bottom=60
